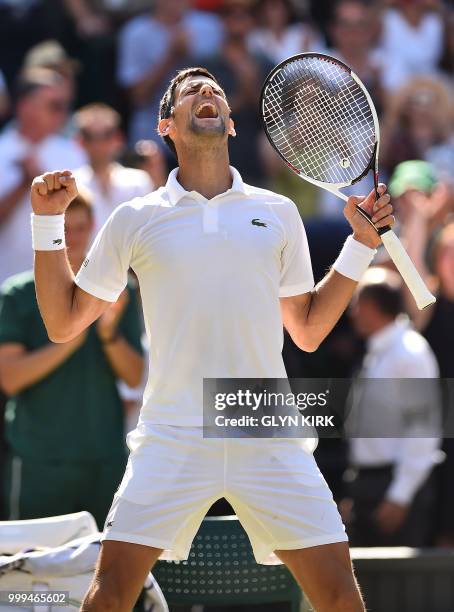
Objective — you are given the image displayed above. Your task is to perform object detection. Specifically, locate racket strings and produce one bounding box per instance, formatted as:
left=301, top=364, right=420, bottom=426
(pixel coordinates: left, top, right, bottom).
left=271, top=62, right=371, bottom=181
left=262, top=57, right=376, bottom=185
left=266, top=60, right=370, bottom=179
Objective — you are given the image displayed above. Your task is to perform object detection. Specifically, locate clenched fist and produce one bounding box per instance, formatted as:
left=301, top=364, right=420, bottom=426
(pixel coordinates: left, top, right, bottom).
left=344, top=184, right=395, bottom=249
left=31, top=170, right=78, bottom=215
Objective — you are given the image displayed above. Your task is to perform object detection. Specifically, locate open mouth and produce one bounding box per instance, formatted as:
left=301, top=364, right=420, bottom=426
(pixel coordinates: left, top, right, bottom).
left=194, top=102, right=219, bottom=119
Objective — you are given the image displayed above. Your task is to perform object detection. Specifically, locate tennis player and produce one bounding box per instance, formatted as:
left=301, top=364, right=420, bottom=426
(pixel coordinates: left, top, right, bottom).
left=31, top=67, right=393, bottom=612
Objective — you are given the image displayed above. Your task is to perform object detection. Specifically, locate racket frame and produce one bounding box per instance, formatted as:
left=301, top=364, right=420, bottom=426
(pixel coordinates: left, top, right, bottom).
left=260, top=52, right=436, bottom=310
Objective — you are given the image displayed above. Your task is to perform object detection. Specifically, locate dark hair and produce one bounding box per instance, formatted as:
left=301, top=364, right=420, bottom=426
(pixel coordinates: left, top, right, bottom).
left=359, top=281, right=403, bottom=319
left=158, top=66, right=221, bottom=157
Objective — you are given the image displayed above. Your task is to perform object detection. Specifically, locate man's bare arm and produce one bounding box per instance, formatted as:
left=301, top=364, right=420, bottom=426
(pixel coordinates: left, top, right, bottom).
left=281, top=187, right=394, bottom=351
left=281, top=271, right=358, bottom=352
left=32, top=170, right=110, bottom=342
left=0, top=335, right=86, bottom=395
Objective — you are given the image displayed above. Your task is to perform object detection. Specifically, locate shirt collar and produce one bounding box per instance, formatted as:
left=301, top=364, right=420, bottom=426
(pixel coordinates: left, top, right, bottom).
left=368, top=316, right=410, bottom=355
left=166, top=165, right=245, bottom=206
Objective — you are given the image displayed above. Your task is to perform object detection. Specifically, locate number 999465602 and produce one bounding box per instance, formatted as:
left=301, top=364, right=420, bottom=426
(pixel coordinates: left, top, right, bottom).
left=0, top=591, right=69, bottom=607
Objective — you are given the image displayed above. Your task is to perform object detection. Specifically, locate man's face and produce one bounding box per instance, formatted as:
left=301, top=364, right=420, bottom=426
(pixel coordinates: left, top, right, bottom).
left=160, top=76, right=234, bottom=153
left=332, top=2, right=373, bottom=52
left=222, top=2, right=255, bottom=39
left=349, top=294, right=380, bottom=339
left=19, top=85, right=70, bottom=138
left=65, top=206, right=93, bottom=262
left=78, top=120, right=123, bottom=166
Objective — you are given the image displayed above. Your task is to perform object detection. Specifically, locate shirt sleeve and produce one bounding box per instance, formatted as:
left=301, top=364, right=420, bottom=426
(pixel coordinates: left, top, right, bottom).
left=386, top=342, right=441, bottom=505
left=279, top=200, right=315, bottom=297
left=386, top=438, right=440, bottom=505
left=75, top=205, right=136, bottom=303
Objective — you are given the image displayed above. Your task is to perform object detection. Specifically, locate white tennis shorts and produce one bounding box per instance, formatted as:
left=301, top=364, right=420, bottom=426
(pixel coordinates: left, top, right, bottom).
left=102, top=425, right=347, bottom=564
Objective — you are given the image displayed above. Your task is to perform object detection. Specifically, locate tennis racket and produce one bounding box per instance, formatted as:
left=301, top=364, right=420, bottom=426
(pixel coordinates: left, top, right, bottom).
left=260, top=52, right=436, bottom=310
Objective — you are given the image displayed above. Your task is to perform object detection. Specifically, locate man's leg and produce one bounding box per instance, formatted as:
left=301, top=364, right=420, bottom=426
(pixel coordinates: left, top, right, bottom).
left=275, top=542, right=364, bottom=612
left=81, top=540, right=163, bottom=612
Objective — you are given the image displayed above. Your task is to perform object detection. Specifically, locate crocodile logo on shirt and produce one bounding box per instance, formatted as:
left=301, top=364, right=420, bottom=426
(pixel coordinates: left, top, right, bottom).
left=53, top=239, right=62, bottom=245
left=251, top=218, right=267, bottom=227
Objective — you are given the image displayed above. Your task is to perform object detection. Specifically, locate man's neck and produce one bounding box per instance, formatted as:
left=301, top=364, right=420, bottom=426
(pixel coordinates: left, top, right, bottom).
left=176, top=149, right=232, bottom=200
left=91, top=160, right=113, bottom=178
left=400, top=6, right=424, bottom=27
left=367, top=317, right=398, bottom=343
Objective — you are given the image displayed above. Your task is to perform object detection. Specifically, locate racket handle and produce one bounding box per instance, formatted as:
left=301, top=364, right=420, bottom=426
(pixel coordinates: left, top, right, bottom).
left=380, top=229, right=436, bottom=310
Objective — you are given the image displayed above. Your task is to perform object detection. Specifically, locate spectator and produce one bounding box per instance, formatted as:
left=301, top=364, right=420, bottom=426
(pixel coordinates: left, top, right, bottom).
left=248, top=0, right=322, bottom=65
left=328, top=0, right=384, bottom=112
left=63, top=0, right=154, bottom=31
left=0, top=1, right=57, bottom=89
left=344, top=266, right=440, bottom=546
left=60, top=0, right=119, bottom=107
left=117, top=0, right=223, bottom=147
left=73, top=103, right=153, bottom=234
left=379, top=0, right=444, bottom=90
left=122, top=139, right=167, bottom=190
left=388, top=160, right=450, bottom=233
left=0, top=68, right=86, bottom=284
left=23, top=40, right=80, bottom=103
left=426, top=142, right=454, bottom=191
left=311, top=0, right=386, bottom=217
left=201, top=0, right=273, bottom=184
left=0, top=191, right=144, bottom=527
left=380, top=76, right=453, bottom=175
left=396, top=167, right=454, bottom=545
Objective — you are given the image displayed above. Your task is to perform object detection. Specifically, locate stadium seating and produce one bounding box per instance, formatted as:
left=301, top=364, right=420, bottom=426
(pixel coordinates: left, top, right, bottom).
left=153, top=515, right=303, bottom=611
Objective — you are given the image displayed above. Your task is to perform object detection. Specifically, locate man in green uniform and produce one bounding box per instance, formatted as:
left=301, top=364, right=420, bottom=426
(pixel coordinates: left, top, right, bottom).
left=0, top=191, right=144, bottom=527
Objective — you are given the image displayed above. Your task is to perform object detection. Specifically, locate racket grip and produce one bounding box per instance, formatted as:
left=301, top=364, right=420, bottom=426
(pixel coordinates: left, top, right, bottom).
left=380, top=229, right=436, bottom=310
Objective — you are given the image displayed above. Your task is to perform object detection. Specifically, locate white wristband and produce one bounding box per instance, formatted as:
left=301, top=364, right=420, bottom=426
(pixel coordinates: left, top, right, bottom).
left=31, top=213, right=66, bottom=251
left=332, top=235, right=376, bottom=281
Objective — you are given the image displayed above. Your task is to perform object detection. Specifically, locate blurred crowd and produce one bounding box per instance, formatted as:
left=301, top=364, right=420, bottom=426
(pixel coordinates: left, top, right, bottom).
left=0, top=0, right=453, bottom=552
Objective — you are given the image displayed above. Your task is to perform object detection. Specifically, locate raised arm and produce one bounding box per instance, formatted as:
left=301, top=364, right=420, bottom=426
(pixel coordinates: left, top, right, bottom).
left=281, top=187, right=394, bottom=351
left=31, top=170, right=111, bottom=342
left=398, top=184, right=452, bottom=330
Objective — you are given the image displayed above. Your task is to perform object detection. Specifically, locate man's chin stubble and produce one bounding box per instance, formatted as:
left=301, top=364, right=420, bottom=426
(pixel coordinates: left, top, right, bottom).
left=189, top=116, right=226, bottom=137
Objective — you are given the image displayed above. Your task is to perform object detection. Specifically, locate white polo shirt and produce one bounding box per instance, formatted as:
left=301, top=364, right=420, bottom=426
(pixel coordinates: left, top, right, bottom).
left=75, top=166, right=314, bottom=426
